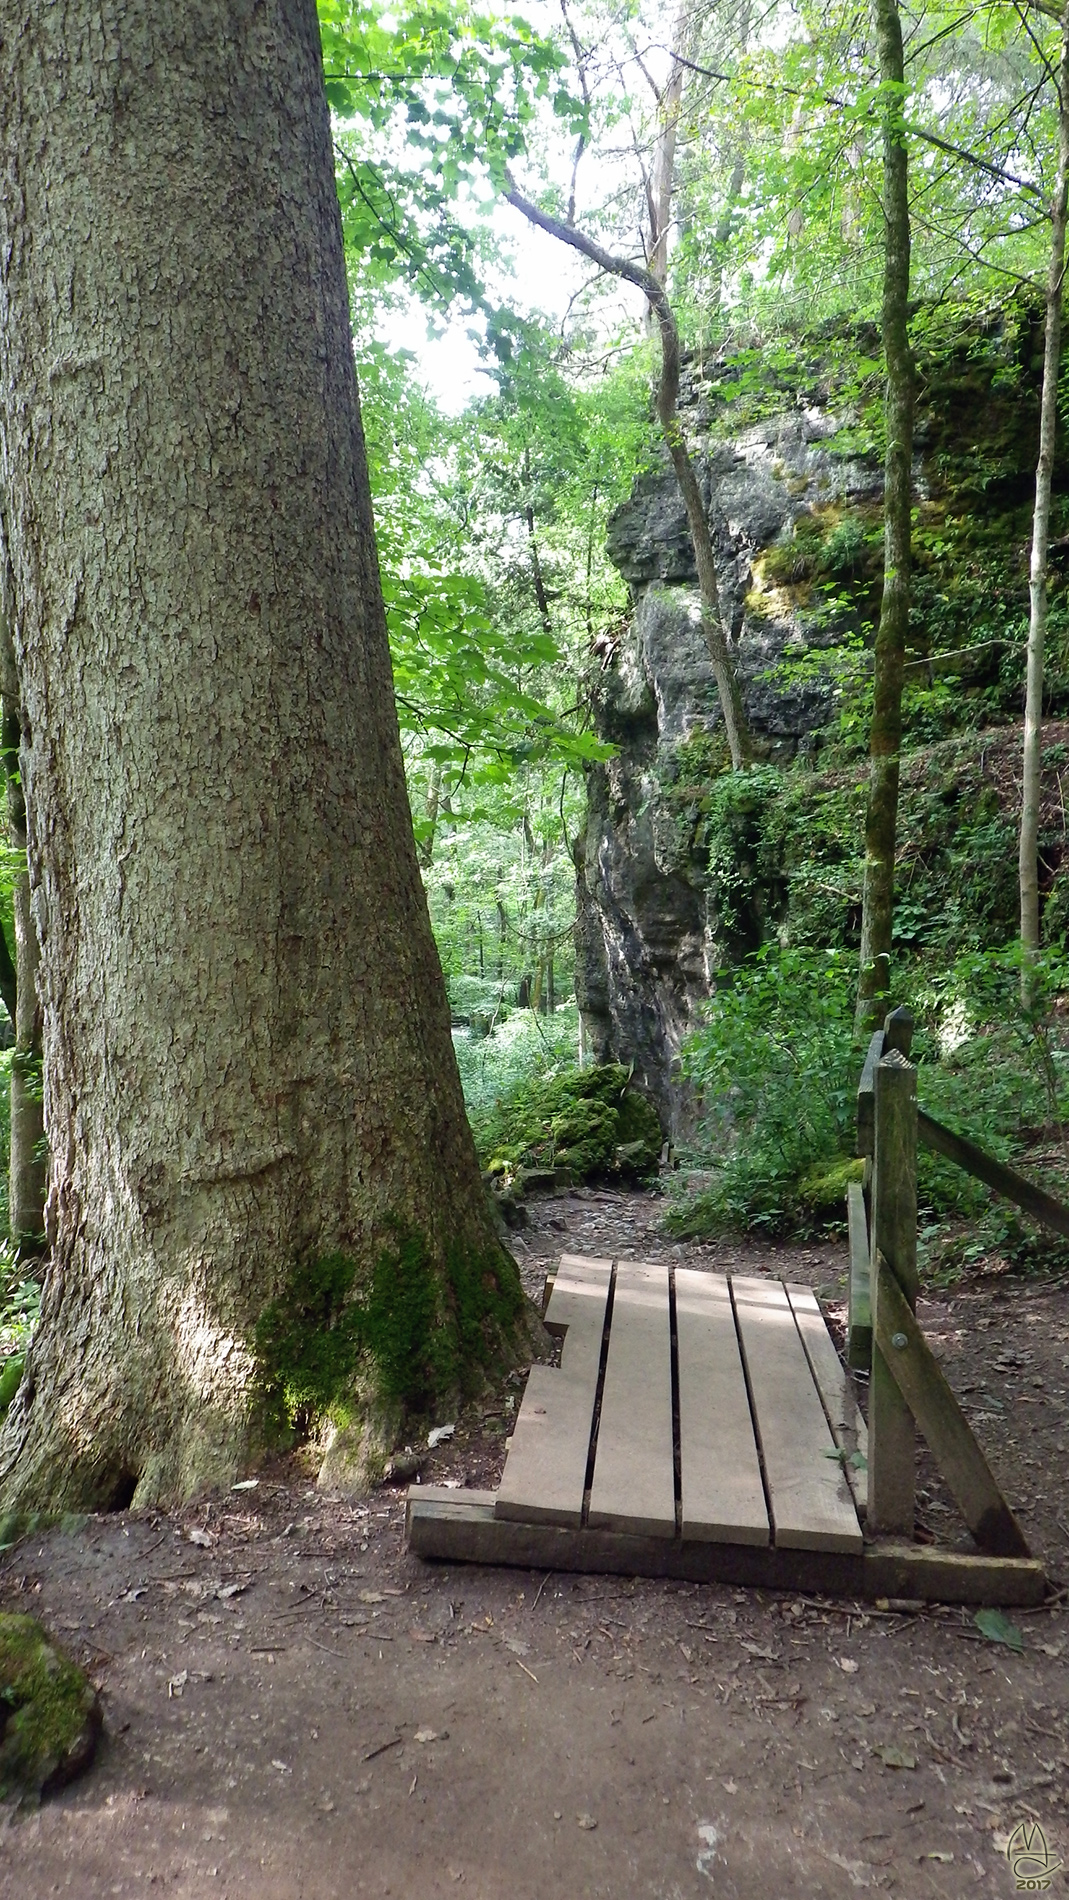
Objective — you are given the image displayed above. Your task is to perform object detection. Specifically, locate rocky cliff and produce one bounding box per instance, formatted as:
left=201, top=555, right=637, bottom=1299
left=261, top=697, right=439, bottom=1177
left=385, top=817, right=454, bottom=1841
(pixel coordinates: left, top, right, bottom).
left=575, top=315, right=1065, bottom=1132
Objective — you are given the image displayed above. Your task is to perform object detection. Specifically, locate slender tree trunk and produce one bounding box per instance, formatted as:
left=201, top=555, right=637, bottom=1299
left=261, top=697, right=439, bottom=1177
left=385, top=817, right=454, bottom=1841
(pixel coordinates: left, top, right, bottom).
left=523, top=447, right=554, bottom=639
left=703, top=152, right=746, bottom=328
left=584, top=479, right=599, bottom=644
left=1, top=717, right=46, bottom=1258
left=9, top=859, right=45, bottom=1255
left=646, top=5, right=690, bottom=288
left=856, top=0, right=915, bottom=1034
left=0, top=594, right=45, bottom=1255
left=0, top=878, right=14, bottom=1029
left=505, top=181, right=751, bottom=769
left=1020, top=3, right=1069, bottom=1003
left=418, top=762, right=443, bottom=868
left=0, top=0, right=532, bottom=1516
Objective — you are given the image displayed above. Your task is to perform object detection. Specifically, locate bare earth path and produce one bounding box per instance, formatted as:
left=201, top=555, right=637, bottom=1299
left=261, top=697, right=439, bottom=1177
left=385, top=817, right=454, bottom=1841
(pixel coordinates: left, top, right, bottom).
left=2, top=1187, right=1067, bottom=1898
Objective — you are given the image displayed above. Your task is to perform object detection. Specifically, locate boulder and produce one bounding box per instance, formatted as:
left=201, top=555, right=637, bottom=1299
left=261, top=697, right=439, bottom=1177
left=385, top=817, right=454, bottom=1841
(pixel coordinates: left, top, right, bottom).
left=0, top=1613, right=102, bottom=1806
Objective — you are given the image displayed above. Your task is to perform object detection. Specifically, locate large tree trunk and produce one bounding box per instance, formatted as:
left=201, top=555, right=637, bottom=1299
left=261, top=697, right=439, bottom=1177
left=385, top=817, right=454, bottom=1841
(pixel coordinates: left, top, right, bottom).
left=1020, top=3, right=1069, bottom=1003
left=856, top=0, right=915, bottom=1034
left=0, top=0, right=530, bottom=1516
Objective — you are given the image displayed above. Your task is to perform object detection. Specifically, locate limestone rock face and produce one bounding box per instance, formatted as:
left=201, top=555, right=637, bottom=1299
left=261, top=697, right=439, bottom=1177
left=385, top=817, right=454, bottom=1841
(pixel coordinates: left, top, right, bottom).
left=579, top=382, right=883, bottom=1131
left=578, top=318, right=1059, bottom=1131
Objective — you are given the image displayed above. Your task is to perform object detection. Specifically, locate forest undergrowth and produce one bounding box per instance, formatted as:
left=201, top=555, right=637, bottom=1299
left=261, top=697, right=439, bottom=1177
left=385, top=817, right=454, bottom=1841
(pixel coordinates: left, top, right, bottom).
left=441, top=715, right=1069, bottom=1298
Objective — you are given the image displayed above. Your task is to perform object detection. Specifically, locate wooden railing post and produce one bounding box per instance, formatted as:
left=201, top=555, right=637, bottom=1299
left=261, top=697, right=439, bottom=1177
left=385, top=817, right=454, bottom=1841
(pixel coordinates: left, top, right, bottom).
left=883, top=1004, right=914, bottom=1058
left=868, top=1046, right=918, bottom=1536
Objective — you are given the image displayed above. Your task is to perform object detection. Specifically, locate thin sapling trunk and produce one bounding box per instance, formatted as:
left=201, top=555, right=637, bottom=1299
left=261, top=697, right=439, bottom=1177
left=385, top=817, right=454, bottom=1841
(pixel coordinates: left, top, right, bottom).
left=505, top=181, right=751, bottom=769
left=1020, top=3, right=1069, bottom=1006
left=856, top=0, right=915, bottom=1034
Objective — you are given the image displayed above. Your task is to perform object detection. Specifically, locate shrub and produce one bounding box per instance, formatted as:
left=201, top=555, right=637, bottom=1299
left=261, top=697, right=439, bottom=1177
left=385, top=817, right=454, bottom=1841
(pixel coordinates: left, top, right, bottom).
left=669, top=941, right=1069, bottom=1242
left=453, top=1001, right=581, bottom=1127
left=670, top=945, right=857, bottom=1236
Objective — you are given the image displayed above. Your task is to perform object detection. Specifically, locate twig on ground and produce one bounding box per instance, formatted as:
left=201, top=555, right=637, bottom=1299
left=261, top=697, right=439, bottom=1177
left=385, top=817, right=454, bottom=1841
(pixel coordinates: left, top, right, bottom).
left=531, top=1572, right=552, bottom=1612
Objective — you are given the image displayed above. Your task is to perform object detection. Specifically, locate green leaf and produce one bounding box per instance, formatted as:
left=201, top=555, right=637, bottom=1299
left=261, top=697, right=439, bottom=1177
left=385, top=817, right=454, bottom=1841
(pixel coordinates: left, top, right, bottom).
left=973, top=1609, right=1024, bottom=1653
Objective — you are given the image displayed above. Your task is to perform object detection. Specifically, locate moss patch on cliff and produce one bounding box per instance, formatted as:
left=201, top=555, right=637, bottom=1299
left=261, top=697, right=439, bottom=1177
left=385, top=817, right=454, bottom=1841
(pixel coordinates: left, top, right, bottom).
left=700, top=300, right=1069, bottom=748
left=659, top=725, right=1069, bottom=963
left=0, top=1613, right=102, bottom=1804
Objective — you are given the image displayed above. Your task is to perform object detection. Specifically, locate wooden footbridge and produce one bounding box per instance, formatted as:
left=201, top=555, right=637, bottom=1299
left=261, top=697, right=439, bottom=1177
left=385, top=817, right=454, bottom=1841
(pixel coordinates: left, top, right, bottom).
left=408, top=1013, right=1052, bottom=1606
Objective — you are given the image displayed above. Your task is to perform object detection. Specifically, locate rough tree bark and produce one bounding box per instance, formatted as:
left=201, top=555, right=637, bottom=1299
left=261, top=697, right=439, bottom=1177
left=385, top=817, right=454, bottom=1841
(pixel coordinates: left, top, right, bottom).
left=505, top=182, right=751, bottom=769
left=1020, top=3, right=1069, bottom=1002
left=0, top=0, right=532, bottom=1515
left=856, top=0, right=915, bottom=1034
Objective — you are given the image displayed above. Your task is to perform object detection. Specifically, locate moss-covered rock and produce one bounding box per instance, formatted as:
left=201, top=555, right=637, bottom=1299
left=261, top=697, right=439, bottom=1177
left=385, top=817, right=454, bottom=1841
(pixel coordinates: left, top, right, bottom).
left=797, top=1155, right=865, bottom=1215
left=474, top=1063, right=663, bottom=1183
left=0, top=1613, right=102, bottom=1805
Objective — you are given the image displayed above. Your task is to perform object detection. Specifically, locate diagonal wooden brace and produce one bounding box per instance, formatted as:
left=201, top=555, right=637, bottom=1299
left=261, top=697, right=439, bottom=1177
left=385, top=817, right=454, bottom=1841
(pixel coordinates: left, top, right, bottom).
left=873, top=1253, right=1031, bottom=1558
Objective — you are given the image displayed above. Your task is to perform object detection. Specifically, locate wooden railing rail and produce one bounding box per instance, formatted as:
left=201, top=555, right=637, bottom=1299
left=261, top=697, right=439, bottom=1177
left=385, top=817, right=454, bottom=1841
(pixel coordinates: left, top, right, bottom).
left=917, top=1109, right=1069, bottom=1240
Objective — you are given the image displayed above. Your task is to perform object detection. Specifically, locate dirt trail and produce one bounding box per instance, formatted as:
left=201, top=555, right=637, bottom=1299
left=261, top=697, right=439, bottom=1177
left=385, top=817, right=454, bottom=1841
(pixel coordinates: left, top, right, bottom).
left=1, top=1188, right=1067, bottom=1898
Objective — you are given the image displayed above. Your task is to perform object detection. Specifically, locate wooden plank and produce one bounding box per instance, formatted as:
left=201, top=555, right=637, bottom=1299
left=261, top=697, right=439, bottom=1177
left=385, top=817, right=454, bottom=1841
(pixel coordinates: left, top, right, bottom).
left=542, top=1253, right=613, bottom=1331
left=495, top=1254, right=611, bottom=1528
left=410, top=1485, right=499, bottom=1508
left=846, top=1179, right=872, bottom=1372
left=731, top=1276, right=862, bottom=1553
left=917, top=1109, right=1069, bottom=1241
left=405, top=1494, right=1046, bottom=1606
left=675, top=1269, right=768, bottom=1546
left=872, top=1052, right=919, bottom=1305
left=588, top=1261, right=675, bottom=1539
left=874, top=1255, right=1031, bottom=1557
left=868, top=1051, right=917, bottom=1538
left=863, top=1540, right=1045, bottom=1608
left=856, top=1028, right=885, bottom=1158
left=785, top=1282, right=868, bottom=1521
left=409, top=1491, right=863, bottom=1593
